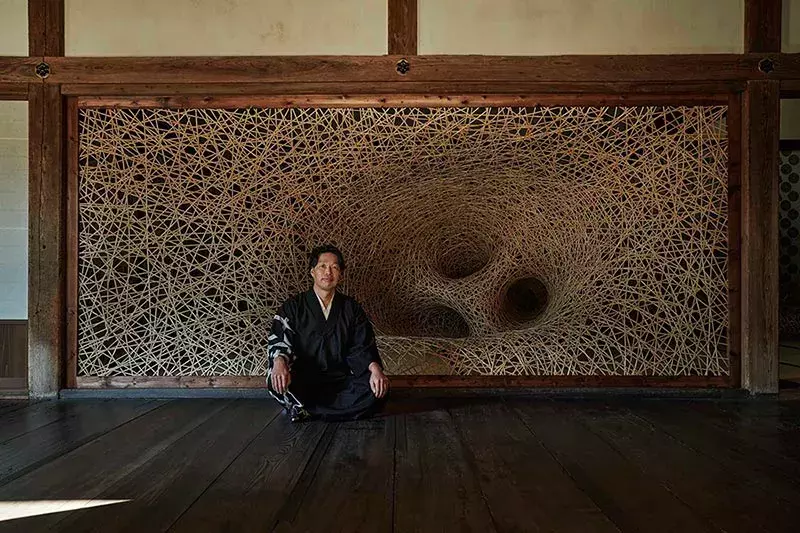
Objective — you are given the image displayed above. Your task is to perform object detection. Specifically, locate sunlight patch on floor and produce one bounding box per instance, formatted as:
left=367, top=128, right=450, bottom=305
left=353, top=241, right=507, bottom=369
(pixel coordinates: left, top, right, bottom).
left=0, top=500, right=130, bottom=522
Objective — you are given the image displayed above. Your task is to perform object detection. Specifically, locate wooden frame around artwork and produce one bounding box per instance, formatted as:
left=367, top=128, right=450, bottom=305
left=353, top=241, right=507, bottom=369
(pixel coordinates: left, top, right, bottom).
left=66, top=91, right=742, bottom=389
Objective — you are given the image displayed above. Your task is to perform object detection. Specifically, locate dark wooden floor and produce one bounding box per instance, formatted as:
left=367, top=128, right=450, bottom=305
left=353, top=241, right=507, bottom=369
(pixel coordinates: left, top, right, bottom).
left=1, top=396, right=800, bottom=532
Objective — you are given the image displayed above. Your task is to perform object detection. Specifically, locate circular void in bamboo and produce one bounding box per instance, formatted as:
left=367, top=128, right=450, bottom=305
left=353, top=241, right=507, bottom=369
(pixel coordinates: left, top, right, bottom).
left=77, top=105, right=729, bottom=377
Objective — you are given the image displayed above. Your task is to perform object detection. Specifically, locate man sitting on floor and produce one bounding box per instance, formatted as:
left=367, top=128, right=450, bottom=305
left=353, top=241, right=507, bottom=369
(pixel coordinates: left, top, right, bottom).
left=266, top=244, right=390, bottom=422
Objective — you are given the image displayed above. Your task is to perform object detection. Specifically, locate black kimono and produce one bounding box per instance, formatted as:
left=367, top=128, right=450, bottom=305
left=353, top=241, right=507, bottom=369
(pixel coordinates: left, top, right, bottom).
left=267, top=290, right=384, bottom=420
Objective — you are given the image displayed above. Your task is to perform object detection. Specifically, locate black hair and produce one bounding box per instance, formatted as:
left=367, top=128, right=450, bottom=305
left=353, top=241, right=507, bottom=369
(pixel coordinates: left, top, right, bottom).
left=308, top=244, right=346, bottom=271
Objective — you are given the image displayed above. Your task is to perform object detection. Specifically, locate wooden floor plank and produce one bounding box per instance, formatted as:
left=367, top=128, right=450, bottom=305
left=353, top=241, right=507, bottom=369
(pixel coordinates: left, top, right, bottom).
left=627, top=401, right=800, bottom=500
left=394, top=408, right=497, bottom=533
left=0, top=398, right=798, bottom=533
left=511, top=400, right=720, bottom=533
left=0, top=400, right=115, bottom=444
left=0, top=399, right=229, bottom=533
left=0, top=401, right=30, bottom=417
left=0, top=400, right=161, bottom=487
left=169, top=411, right=328, bottom=533
left=273, top=418, right=396, bottom=533
left=573, top=401, right=796, bottom=533
left=681, top=400, right=800, bottom=463
left=47, top=399, right=276, bottom=533
left=449, top=400, right=619, bottom=533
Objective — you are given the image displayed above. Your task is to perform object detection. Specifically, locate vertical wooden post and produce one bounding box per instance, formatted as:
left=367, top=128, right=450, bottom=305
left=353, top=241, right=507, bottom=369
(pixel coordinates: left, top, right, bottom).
left=745, top=0, right=781, bottom=53
left=741, top=81, right=780, bottom=393
left=727, top=93, right=743, bottom=388
left=388, top=0, right=418, bottom=55
left=28, top=0, right=65, bottom=399
left=741, top=0, right=781, bottom=393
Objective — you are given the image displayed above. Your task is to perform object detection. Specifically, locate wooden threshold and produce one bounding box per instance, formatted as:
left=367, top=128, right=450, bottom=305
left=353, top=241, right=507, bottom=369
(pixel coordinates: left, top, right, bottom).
left=75, top=375, right=731, bottom=389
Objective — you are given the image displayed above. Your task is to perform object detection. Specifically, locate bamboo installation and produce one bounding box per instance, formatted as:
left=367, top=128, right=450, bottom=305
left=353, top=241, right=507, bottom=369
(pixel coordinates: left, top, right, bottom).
left=77, top=105, right=729, bottom=377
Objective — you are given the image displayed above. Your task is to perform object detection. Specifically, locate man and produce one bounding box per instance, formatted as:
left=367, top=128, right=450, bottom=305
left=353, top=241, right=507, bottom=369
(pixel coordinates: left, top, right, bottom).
left=267, top=244, right=390, bottom=422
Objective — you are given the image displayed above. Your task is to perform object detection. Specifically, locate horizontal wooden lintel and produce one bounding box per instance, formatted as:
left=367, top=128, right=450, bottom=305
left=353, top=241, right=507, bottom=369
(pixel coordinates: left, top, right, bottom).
left=62, top=81, right=746, bottom=97
left=76, top=93, right=731, bottom=109
left=76, top=375, right=731, bottom=389
left=0, top=83, right=30, bottom=100
left=0, top=54, right=795, bottom=86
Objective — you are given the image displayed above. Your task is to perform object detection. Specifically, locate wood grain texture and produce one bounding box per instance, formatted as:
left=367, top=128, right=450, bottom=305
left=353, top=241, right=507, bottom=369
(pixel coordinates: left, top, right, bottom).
left=574, top=401, right=798, bottom=532
left=75, top=93, right=730, bottom=109
left=627, top=402, right=800, bottom=506
left=394, top=410, right=497, bottom=532
left=449, top=401, right=618, bottom=532
left=745, top=0, right=781, bottom=53
left=61, top=81, right=747, bottom=96
left=728, top=93, right=743, bottom=389
left=0, top=400, right=160, bottom=486
left=741, top=80, right=780, bottom=393
left=39, top=54, right=796, bottom=85
left=388, top=0, right=417, bottom=55
left=391, top=375, right=732, bottom=388
left=0, top=378, right=26, bottom=391
left=511, top=401, right=720, bottom=533
left=0, top=321, right=27, bottom=380
left=28, top=0, right=64, bottom=56
left=49, top=400, right=272, bottom=533
left=0, top=400, right=228, bottom=531
left=74, top=375, right=731, bottom=389
left=274, top=419, right=395, bottom=533
left=2, top=398, right=800, bottom=531
left=27, top=83, right=65, bottom=399
left=66, top=97, right=78, bottom=389
left=169, top=415, right=327, bottom=533
left=0, top=83, right=29, bottom=99
left=0, top=58, right=40, bottom=83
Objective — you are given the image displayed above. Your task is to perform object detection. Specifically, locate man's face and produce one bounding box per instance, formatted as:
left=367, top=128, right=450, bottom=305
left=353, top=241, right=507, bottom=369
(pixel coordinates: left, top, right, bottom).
left=311, top=252, right=342, bottom=292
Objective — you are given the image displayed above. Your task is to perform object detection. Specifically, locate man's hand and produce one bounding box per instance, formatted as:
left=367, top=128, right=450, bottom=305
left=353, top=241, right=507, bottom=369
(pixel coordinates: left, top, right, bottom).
left=369, top=362, right=389, bottom=399
left=271, top=356, right=291, bottom=394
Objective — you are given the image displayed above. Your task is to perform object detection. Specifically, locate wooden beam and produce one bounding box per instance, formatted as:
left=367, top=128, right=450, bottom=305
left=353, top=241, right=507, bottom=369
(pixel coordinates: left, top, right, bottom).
left=74, top=93, right=729, bottom=109
left=74, top=375, right=731, bottom=389
left=0, top=83, right=29, bottom=100
left=27, top=0, right=65, bottom=399
left=34, top=54, right=794, bottom=85
left=745, top=0, right=781, bottom=53
left=727, top=93, right=743, bottom=389
left=0, top=58, right=40, bottom=84
left=741, top=80, right=780, bottom=394
left=29, top=0, right=65, bottom=56
left=390, top=376, right=731, bottom=389
left=27, top=83, right=65, bottom=399
left=388, top=0, right=417, bottom=55
left=66, top=97, right=78, bottom=389
left=60, top=81, right=747, bottom=97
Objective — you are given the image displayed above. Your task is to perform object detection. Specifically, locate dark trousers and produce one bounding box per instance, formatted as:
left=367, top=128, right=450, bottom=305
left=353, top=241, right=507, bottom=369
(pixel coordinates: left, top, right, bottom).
left=267, top=370, right=385, bottom=421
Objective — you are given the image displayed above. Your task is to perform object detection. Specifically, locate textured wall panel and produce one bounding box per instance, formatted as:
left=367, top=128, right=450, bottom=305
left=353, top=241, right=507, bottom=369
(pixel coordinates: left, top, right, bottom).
left=780, top=150, right=800, bottom=338
left=66, top=0, right=386, bottom=56
left=419, top=0, right=743, bottom=55
left=77, top=106, right=729, bottom=377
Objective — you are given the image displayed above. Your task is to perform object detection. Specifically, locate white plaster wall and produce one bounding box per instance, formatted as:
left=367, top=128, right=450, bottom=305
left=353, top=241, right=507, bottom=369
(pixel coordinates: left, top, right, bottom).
left=0, top=0, right=28, bottom=56
left=782, top=100, right=800, bottom=140
left=784, top=0, right=800, bottom=52
left=420, top=0, right=743, bottom=55
left=65, top=0, right=387, bottom=56
left=0, top=102, right=27, bottom=319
